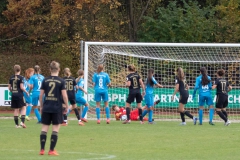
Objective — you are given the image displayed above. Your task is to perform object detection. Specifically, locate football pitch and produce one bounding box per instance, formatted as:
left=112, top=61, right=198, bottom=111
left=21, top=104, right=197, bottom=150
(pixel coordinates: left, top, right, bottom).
left=0, top=119, right=240, bottom=160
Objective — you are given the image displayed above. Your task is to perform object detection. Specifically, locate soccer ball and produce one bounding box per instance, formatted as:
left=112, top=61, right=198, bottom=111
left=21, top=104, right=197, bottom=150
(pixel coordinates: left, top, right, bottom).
left=121, top=115, right=127, bottom=121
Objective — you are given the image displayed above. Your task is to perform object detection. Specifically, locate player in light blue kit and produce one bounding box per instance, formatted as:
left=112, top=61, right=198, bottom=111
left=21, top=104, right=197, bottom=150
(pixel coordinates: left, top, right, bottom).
left=24, top=68, right=34, bottom=121
left=30, top=65, right=44, bottom=123
left=92, top=64, right=111, bottom=124
left=192, top=67, right=214, bottom=125
left=143, top=69, right=163, bottom=124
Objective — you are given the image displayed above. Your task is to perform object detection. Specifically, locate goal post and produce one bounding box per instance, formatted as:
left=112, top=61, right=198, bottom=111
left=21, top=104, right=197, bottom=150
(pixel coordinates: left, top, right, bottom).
left=83, top=42, right=240, bottom=121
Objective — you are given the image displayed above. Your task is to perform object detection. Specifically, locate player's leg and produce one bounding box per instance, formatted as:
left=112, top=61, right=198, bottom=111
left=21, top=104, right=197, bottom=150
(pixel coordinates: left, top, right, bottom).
left=178, top=102, right=186, bottom=125
left=61, top=103, right=69, bottom=126
left=39, top=112, right=50, bottom=155
left=32, top=95, right=41, bottom=123
left=25, top=94, right=32, bottom=121
left=148, top=95, right=154, bottom=123
left=136, top=93, right=143, bottom=123
left=94, top=91, right=101, bottom=124
left=123, top=98, right=132, bottom=124
left=222, top=96, right=230, bottom=126
left=207, top=96, right=215, bottom=125
left=102, top=91, right=110, bottom=124
left=198, top=95, right=204, bottom=125
left=215, top=95, right=228, bottom=125
left=81, top=102, right=89, bottom=123
left=75, top=97, right=85, bottom=125
left=179, top=96, right=197, bottom=125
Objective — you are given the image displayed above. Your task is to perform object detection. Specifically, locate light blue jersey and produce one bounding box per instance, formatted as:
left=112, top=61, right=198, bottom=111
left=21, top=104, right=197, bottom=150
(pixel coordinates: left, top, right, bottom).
left=23, top=78, right=32, bottom=104
left=76, top=78, right=84, bottom=97
left=92, top=72, right=110, bottom=92
left=193, top=75, right=212, bottom=97
left=24, top=78, right=31, bottom=92
left=30, top=74, right=44, bottom=95
left=145, top=77, right=158, bottom=95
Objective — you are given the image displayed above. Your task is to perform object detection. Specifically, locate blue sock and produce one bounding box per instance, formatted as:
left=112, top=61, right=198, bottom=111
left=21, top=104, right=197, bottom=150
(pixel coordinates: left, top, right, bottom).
left=96, top=108, right=100, bottom=120
left=209, top=108, right=214, bottom=122
left=199, top=109, right=203, bottom=124
left=81, top=106, right=89, bottom=118
left=34, top=108, right=41, bottom=122
left=142, top=110, right=148, bottom=118
left=105, top=107, right=110, bottom=119
left=26, top=105, right=32, bottom=116
left=66, top=109, right=71, bottom=116
left=149, top=110, right=153, bottom=122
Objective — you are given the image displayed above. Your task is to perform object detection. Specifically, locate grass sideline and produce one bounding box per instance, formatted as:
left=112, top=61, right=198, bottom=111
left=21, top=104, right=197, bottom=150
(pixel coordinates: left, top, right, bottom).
left=1, top=119, right=240, bottom=160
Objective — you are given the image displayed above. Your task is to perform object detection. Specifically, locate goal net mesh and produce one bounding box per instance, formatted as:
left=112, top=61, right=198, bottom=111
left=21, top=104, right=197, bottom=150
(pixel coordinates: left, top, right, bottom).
left=84, top=43, right=240, bottom=122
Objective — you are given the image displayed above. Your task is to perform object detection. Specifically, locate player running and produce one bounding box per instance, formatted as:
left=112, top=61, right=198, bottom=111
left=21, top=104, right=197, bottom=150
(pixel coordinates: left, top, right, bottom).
left=171, top=67, right=197, bottom=125
left=192, top=67, right=215, bottom=125
left=24, top=68, right=34, bottom=121
left=92, top=64, right=111, bottom=124
left=39, top=61, right=70, bottom=156
left=30, top=65, right=44, bottom=123
left=144, top=68, right=163, bottom=124
left=212, top=69, right=232, bottom=126
left=123, top=64, right=145, bottom=124
left=8, top=65, right=29, bottom=128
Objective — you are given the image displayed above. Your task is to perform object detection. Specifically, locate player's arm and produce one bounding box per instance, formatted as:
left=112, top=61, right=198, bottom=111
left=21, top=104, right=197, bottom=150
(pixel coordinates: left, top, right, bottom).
left=62, top=89, right=69, bottom=111
left=153, top=77, right=163, bottom=88
left=211, top=79, right=218, bottom=90
left=107, top=75, right=111, bottom=87
left=228, top=85, right=232, bottom=92
left=192, top=78, right=199, bottom=98
left=139, top=78, right=145, bottom=96
left=78, top=86, right=88, bottom=94
left=171, top=83, right=179, bottom=101
left=125, top=77, right=131, bottom=87
left=8, top=84, right=12, bottom=92
left=20, top=78, right=29, bottom=96
left=39, top=89, right=45, bottom=114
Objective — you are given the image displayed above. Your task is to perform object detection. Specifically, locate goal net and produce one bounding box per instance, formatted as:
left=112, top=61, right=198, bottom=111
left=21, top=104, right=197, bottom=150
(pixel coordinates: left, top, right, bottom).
left=83, top=42, right=240, bottom=122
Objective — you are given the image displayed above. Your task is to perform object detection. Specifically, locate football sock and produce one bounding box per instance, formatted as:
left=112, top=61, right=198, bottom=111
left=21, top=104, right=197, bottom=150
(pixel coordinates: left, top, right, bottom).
left=14, top=116, right=18, bottom=125
left=50, top=131, right=58, bottom=151
left=81, top=106, right=89, bottom=119
left=126, top=107, right=130, bottom=120
left=138, top=108, right=143, bottom=121
left=21, top=115, right=25, bottom=123
left=63, top=114, right=67, bottom=123
left=40, top=131, right=47, bottom=150
left=96, top=108, right=100, bottom=120
left=34, top=108, right=41, bottom=122
left=105, top=107, right=110, bottom=119
left=216, top=111, right=227, bottom=122
left=142, top=110, right=148, bottom=118
left=199, top=109, right=203, bottom=124
left=149, top=110, right=153, bottom=122
left=73, top=108, right=80, bottom=120
left=26, top=105, right=32, bottom=116
left=184, top=110, right=193, bottom=119
left=209, top=108, right=214, bottom=122
left=180, top=112, right=185, bottom=122
left=66, top=109, right=71, bottom=116
left=222, top=110, right=228, bottom=118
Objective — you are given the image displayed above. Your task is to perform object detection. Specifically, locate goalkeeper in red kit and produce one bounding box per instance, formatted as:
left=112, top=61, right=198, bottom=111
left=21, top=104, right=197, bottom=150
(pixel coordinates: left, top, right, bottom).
left=112, top=99, right=160, bottom=121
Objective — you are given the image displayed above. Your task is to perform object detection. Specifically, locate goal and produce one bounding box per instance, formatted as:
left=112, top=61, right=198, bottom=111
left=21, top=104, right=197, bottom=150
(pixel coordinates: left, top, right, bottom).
left=83, top=42, right=240, bottom=122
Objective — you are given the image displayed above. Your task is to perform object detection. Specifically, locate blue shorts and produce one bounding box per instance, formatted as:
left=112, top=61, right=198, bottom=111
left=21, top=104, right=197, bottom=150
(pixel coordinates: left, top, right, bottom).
left=24, top=93, right=32, bottom=104
left=144, top=94, right=154, bottom=108
left=76, top=96, right=87, bottom=105
left=94, top=91, right=108, bottom=102
left=32, top=94, right=39, bottom=106
left=199, top=95, right=213, bottom=106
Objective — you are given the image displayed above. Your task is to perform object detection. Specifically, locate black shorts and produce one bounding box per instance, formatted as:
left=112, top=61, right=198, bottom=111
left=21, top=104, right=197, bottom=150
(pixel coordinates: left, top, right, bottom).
left=11, top=98, right=26, bottom=109
left=41, top=112, right=63, bottom=125
left=69, top=98, right=76, bottom=105
left=179, top=95, right=189, bottom=105
left=126, top=93, right=142, bottom=104
left=216, top=94, right=228, bottom=109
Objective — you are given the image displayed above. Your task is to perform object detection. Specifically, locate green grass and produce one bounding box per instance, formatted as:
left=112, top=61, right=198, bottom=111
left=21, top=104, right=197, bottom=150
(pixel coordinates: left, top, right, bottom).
left=0, top=119, right=240, bottom=160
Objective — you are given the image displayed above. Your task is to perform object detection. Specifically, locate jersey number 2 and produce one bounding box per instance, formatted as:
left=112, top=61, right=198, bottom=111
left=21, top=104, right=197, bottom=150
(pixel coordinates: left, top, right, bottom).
left=48, top=82, right=55, bottom=97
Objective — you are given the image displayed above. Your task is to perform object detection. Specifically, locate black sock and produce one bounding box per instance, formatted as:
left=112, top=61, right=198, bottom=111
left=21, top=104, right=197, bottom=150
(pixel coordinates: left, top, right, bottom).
left=216, top=111, right=227, bottom=122
left=138, top=108, right=143, bottom=121
left=63, top=114, right=67, bottom=121
left=180, top=112, right=185, bottom=122
left=50, top=131, right=58, bottom=151
left=21, top=115, right=25, bottom=123
left=222, top=110, right=228, bottom=118
left=40, top=131, right=47, bottom=150
left=126, top=107, right=130, bottom=120
left=14, top=116, right=18, bottom=125
left=184, top=111, right=193, bottom=119
left=74, top=108, right=80, bottom=120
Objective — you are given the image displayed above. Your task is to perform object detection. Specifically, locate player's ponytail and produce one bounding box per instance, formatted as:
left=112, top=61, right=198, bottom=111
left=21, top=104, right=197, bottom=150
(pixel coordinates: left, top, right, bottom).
left=64, top=68, right=71, bottom=77
left=177, top=67, right=184, bottom=81
left=34, top=65, right=41, bottom=74
left=128, top=64, right=135, bottom=72
left=217, top=69, right=225, bottom=77
left=147, top=68, right=154, bottom=87
left=14, top=65, right=21, bottom=80
left=200, top=67, right=209, bottom=85
left=25, top=68, right=34, bottom=79
left=97, top=64, right=103, bottom=74
left=50, top=61, right=60, bottom=72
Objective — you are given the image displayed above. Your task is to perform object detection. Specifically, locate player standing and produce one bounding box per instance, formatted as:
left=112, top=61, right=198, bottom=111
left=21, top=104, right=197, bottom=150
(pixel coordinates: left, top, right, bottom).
left=39, top=61, right=69, bottom=156
left=123, top=64, right=145, bottom=124
left=171, top=67, right=197, bottom=125
left=212, top=69, right=232, bottom=126
left=143, top=68, right=163, bottom=124
left=192, top=67, right=215, bottom=125
left=30, top=65, right=44, bottom=123
left=8, top=65, right=29, bottom=128
left=92, top=64, right=111, bottom=124
left=24, top=68, right=34, bottom=121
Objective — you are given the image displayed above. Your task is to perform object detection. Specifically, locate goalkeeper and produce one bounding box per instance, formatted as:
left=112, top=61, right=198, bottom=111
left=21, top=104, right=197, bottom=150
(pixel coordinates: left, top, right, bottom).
left=192, top=67, right=214, bottom=125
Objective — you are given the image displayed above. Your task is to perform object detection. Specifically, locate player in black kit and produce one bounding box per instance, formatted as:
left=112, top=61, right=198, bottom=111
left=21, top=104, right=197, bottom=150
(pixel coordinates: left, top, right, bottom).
left=123, top=65, right=145, bottom=124
left=212, top=69, right=232, bottom=126
left=8, top=65, right=29, bottom=128
left=171, top=67, right=197, bottom=125
left=39, top=61, right=69, bottom=156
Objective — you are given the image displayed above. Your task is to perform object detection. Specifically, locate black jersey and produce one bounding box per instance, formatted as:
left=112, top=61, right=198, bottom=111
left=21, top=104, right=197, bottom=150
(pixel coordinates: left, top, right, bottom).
left=41, top=76, right=66, bottom=113
left=175, top=78, right=189, bottom=96
left=126, top=72, right=141, bottom=94
left=9, top=75, right=24, bottom=100
left=215, top=78, right=229, bottom=95
left=63, top=76, right=76, bottom=99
